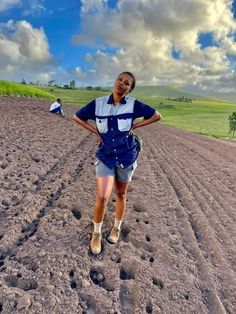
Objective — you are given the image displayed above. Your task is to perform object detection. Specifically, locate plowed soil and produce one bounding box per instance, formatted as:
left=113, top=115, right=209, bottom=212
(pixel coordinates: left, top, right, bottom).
left=0, top=96, right=236, bottom=314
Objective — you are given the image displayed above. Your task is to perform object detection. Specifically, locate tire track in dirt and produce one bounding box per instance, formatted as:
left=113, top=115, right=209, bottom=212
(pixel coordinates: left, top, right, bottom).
left=157, top=166, right=235, bottom=314
left=157, top=134, right=236, bottom=273
left=146, top=131, right=236, bottom=266
left=145, top=126, right=236, bottom=245
left=159, top=126, right=236, bottom=196
left=158, top=126, right=236, bottom=202
left=125, top=139, right=219, bottom=313
left=142, top=129, right=236, bottom=313
left=0, top=133, right=95, bottom=261
left=162, top=125, right=236, bottom=166
left=148, top=135, right=236, bottom=264
left=113, top=140, right=210, bottom=313
left=141, top=143, right=226, bottom=313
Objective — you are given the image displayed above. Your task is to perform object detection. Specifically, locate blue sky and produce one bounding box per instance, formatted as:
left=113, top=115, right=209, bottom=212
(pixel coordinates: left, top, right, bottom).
left=0, top=0, right=236, bottom=97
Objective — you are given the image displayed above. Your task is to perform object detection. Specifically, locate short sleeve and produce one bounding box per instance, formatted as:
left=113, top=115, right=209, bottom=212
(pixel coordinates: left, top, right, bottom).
left=75, top=100, right=96, bottom=121
left=133, top=99, right=156, bottom=119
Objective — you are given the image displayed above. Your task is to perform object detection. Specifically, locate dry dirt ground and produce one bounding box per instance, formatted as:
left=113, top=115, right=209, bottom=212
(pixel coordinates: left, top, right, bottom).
left=0, top=96, right=236, bottom=314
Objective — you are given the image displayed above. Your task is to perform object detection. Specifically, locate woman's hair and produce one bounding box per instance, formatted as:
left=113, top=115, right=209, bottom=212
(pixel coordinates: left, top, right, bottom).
left=118, top=71, right=136, bottom=92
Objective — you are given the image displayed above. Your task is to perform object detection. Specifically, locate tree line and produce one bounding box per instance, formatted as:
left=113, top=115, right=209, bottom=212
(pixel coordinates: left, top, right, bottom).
left=167, top=96, right=192, bottom=103
left=21, top=78, right=110, bottom=91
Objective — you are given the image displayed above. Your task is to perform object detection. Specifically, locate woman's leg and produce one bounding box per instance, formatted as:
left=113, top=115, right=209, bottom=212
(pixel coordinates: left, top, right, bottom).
left=114, top=180, right=129, bottom=221
left=93, top=176, right=114, bottom=223
left=107, top=180, right=129, bottom=244
left=90, top=176, right=114, bottom=254
left=113, top=161, right=137, bottom=219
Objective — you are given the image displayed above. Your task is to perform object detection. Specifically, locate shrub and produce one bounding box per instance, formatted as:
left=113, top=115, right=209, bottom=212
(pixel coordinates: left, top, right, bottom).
left=228, top=112, right=236, bottom=137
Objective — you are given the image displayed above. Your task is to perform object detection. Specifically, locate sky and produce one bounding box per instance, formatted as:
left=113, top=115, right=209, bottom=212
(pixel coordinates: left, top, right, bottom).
left=1, top=0, right=236, bottom=97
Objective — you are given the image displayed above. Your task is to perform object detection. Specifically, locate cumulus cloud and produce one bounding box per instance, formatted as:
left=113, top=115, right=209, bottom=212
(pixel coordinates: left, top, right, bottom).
left=80, top=0, right=108, bottom=14
left=0, top=20, right=54, bottom=83
left=22, top=0, right=46, bottom=16
left=0, top=0, right=21, bottom=12
left=72, top=0, right=236, bottom=91
left=0, top=0, right=46, bottom=15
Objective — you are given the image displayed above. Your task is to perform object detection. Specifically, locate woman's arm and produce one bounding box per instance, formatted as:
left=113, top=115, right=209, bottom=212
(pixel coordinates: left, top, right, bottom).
left=73, top=114, right=102, bottom=142
left=132, top=111, right=161, bottom=131
left=73, top=114, right=97, bottom=133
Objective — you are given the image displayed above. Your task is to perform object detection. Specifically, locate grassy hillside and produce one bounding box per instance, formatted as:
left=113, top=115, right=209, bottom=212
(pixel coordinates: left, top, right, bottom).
left=1, top=81, right=235, bottom=139
left=0, top=81, right=54, bottom=99
left=142, top=97, right=236, bottom=138
left=131, top=85, right=206, bottom=99
left=38, top=85, right=108, bottom=105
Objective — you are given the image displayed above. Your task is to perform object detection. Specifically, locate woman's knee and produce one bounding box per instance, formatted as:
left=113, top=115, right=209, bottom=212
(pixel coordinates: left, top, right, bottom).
left=96, top=193, right=110, bottom=204
left=116, top=189, right=127, bottom=200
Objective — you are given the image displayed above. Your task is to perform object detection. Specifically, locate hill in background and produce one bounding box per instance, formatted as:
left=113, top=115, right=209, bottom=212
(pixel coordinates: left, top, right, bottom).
left=183, top=86, right=236, bottom=103
left=131, top=85, right=207, bottom=100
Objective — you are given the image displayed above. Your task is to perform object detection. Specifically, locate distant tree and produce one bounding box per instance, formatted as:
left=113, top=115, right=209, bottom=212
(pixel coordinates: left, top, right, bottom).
left=48, top=80, right=55, bottom=86
left=70, top=80, right=76, bottom=89
left=63, top=84, right=70, bottom=89
left=86, top=86, right=92, bottom=90
left=21, top=78, right=26, bottom=85
left=228, top=112, right=236, bottom=137
left=95, top=86, right=101, bottom=90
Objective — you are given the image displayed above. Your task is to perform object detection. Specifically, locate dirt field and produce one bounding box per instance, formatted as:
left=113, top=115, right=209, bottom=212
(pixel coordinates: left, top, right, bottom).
left=0, top=96, right=235, bottom=314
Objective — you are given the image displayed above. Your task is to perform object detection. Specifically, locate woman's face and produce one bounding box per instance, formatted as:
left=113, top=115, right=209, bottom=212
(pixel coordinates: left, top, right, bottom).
left=113, top=73, right=133, bottom=96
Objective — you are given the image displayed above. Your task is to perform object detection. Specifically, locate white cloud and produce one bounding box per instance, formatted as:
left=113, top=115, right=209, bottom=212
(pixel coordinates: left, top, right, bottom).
left=0, top=0, right=21, bottom=12
left=0, top=20, right=55, bottom=83
left=72, top=0, right=236, bottom=92
left=0, top=0, right=47, bottom=16
left=22, top=0, right=46, bottom=16
left=0, top=0, right=46, bottom=15
left=13, top=21, right=50, bottom=61
left=80, top=0, right=108, bottom=14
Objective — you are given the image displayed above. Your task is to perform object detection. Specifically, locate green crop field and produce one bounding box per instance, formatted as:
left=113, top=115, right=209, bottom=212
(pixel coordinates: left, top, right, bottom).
left=1, top=81, right=236, bottom=139
left=0, top=80, right=54, bottom=99
left=138, top=96, right=236, bottom=138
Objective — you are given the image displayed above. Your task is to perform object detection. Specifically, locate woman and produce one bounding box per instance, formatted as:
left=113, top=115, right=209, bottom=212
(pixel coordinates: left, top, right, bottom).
left=73, top=72, right=161, bottom=254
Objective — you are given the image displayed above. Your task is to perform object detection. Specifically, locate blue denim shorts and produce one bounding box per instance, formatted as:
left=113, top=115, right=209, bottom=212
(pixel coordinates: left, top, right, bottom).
left=95, top=159, right=137, bottom=183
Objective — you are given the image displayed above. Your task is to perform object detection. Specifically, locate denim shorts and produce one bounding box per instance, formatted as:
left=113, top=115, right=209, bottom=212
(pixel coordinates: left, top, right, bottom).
left=95, top=159, right=137, bottom=183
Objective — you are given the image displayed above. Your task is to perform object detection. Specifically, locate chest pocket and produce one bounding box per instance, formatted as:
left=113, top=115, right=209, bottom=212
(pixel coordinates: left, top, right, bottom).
left=117, top=118, right=132, bottom=132
left=96, top=118, right=108, bottom=133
